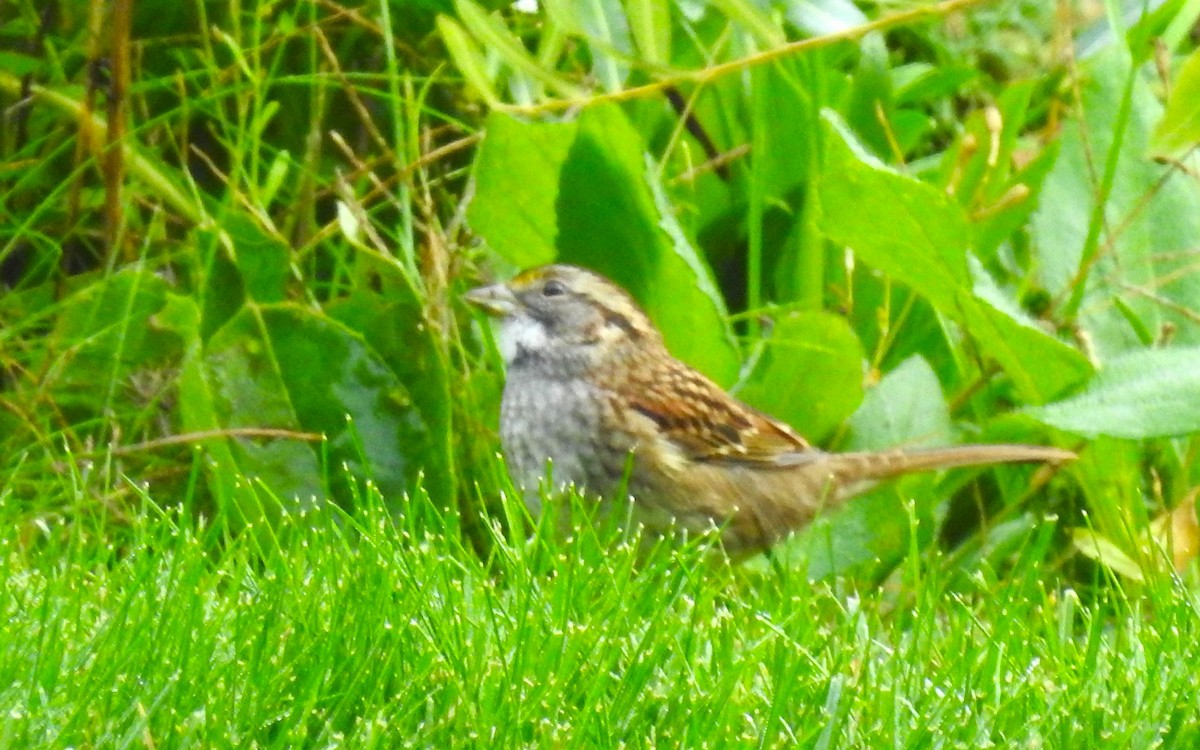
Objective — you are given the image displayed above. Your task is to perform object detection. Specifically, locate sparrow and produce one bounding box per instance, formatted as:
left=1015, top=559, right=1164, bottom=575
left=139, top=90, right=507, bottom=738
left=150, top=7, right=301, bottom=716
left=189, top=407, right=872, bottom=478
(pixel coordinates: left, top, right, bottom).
left=466, top=264, right=1073, bottom=557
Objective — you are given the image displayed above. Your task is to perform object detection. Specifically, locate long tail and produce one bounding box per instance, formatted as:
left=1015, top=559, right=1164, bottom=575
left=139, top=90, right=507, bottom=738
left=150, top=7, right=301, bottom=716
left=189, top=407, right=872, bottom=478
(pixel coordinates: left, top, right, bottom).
left=829, top=444, right=1075, bottom=483
left=720, top=444, right=1074, bottom=557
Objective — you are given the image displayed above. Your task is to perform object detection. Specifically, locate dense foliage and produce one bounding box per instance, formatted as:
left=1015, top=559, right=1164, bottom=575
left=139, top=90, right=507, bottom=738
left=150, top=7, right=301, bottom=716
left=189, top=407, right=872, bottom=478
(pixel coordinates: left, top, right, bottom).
left=5, top=0, right=1200, bottom=575
left=3, top=0, right=1200, bottom=741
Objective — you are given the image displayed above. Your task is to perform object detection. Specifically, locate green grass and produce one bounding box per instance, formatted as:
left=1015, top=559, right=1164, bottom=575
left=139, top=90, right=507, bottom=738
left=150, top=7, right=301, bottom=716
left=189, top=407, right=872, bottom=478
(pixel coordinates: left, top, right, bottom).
left=4, top=469, right=1199, bottom=747
left=5, top=0, right=1200, bottom=745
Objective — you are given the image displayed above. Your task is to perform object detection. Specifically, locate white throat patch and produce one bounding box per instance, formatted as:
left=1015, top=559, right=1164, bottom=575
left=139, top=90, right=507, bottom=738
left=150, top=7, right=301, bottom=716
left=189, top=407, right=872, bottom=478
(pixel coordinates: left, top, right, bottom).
left=496, top=315, right=549, bottom=364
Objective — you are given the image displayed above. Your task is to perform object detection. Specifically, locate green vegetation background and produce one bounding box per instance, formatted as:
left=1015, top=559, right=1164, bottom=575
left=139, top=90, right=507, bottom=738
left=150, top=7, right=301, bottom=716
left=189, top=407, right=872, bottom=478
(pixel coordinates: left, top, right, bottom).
left=3, top=0, right=1200, bottom=744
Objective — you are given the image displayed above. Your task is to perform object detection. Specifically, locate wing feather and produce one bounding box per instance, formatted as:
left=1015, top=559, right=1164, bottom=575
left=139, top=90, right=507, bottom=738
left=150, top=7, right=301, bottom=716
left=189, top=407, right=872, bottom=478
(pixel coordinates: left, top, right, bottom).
left=625, top=360, right=813, bottom=464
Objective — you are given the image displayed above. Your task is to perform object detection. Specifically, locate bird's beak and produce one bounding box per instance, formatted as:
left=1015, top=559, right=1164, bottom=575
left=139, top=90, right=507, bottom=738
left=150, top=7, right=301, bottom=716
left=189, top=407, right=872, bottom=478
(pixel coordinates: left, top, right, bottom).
left=464, top=282, right=518, bottom=318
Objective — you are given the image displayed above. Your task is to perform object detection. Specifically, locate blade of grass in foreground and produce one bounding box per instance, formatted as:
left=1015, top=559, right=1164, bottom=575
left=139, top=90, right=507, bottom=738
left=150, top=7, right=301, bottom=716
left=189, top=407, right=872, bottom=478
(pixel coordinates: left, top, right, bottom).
left=3, top=464, right=1199, bottom=746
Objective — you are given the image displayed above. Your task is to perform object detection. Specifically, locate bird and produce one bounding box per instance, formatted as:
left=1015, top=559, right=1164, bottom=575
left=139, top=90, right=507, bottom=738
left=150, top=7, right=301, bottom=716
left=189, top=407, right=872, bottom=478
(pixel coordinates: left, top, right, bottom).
left=465, top=264, right=1074, bottom=558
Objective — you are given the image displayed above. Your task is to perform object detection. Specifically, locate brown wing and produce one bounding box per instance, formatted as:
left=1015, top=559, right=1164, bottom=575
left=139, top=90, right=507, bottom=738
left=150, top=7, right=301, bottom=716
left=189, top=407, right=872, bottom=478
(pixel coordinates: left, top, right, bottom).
left=625, top=358, right=813, bottom=464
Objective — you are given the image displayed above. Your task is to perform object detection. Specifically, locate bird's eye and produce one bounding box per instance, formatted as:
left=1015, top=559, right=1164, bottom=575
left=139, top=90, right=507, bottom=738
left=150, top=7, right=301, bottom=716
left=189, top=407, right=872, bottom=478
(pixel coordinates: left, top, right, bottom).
left=542, top=280, right=567, bottom=297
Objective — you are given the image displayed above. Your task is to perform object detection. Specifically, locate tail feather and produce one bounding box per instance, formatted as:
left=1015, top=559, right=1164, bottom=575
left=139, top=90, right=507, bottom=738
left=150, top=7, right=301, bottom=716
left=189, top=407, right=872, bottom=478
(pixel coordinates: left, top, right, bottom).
left=715, top=444, right=1073, bottom=557
left=830, top=444, right=1075, bottom=483
left=797, top=444, right=1075, bottom=508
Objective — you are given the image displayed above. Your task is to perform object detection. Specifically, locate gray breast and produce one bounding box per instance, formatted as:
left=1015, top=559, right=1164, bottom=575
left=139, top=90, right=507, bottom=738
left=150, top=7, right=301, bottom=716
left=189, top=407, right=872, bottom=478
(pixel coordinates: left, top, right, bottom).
left=499, top=375, right=634, bottom=512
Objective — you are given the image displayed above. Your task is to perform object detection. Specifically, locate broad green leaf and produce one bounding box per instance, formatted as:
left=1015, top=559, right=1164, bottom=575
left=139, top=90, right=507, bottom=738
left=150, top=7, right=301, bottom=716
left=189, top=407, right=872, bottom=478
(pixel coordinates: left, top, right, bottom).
left=968, top=258, right=1093, bottom=396
left=1151, top=45, right=1200, bottom=158
left=43, top=269, right=176, bottom=413
left=1027, top=346, right=1200, bottom=439
left=473, top=106, right=740, bottom=383
left=183, top=303, right=441, bottom=525
left=890, top=114, right=936, bottom=157
left=256, top=306, right=426, bottom=502
left=169, top=293, right=248, bottom=521
left=817, top=110, right=1091, bottom=401
left=328, top=255, right=455, bottom=508
left=737, top=311, right=864, bottom=443
left=50, top=269, right=173, bottom=365
left=747, top=61, right=822, bottom=312
left=197, top=306, right=326, bottom=520
left=1031, top=46, right=1200, bottom=359
left=846, top=355, right=950, bottom=450
left=818, top=111, right=971, bottom=301
left=558, top=105, right=741, bottom=383
left=222, top=213, right=292, bottom=304
left=470, top=112, right=577, bottom=267
left=753, top=62, right=817, bottom=203
left=197, top=229, right=246, bottom=341
left=776, top=490, right=919, bottom=581
left=847, top=274, right=954, bottom=383
left=778, top=356, right=947, bottom=579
